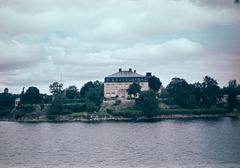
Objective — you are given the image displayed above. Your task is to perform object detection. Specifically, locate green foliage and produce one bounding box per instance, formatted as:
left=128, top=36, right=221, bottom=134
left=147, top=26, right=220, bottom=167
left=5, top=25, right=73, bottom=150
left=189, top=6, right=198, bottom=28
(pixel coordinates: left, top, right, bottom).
left=158, top=108, right=228, bottom=115
left=48, top=94, right=65, bottom=115
left=86, top=101, right=99, bottom=112
left=148, top=76, right=162, bottom=93
left=114, top=99, right=121, bottom=106
left=108, top=109, right=142, bottom=119
left=14, top=105, right=34, bottom=119
left=201, top=76, right=221, bottom=108
left=80, top=80, right=103, bottom=112
left=0, top=93, right=14, bottom=111
left=0, top=91, right=15, bottom=117
left=166, top=78, right=195, bottom=108
left=127, top=82, right=141, bottom=99
left=63, top=103, right=86, bottom=112
left=65, top=85, right=79, bottom=99
left=22, top=86, right=42, bottom=104
left=223, top=80, right=240, bottom=111
left=49, top=82, right=63, bottom=95
left=136, top=90, right=159, bottom=117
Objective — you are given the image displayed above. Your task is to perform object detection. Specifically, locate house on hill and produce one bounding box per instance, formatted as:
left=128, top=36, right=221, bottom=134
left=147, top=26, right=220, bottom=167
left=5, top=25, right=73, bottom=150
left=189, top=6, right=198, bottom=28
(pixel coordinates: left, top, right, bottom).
left=104, top=68, right=151, bottom=100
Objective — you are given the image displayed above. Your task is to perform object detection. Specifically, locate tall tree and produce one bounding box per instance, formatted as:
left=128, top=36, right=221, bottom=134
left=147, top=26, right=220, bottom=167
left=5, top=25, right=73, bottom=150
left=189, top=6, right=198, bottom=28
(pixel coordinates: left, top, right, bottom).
left=22, top=86, right=42, bottom=104
left=80, top=80, right=104, bottom=112
left=201, top=76, right=221, bottom=108
left=148, top=76, right=162, bottom=93
left=65, top=85, right=79, bottom=99
left=136, top=90, right=159, bottom=117
left=166, top=78, right=196, bottom=108
left=225, top=80, right=239, bottom=111
left=49, top=82, right=63, bottom=95
left=127, top=82, right=141, bottom=99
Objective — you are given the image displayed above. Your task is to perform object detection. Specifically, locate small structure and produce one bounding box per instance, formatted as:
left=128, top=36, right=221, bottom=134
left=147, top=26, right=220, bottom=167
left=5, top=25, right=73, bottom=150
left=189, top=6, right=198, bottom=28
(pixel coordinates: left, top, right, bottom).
left=15, top=98, right=21, bottom=107
left=104, top=68, right=151, bottom=100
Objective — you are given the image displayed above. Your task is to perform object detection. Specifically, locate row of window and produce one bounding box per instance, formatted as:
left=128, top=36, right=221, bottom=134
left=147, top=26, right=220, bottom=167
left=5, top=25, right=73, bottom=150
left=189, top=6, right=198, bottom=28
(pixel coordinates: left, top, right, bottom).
left=105, top=77, right=147, bottom=82
left=105, top=83, right=146, bottom=86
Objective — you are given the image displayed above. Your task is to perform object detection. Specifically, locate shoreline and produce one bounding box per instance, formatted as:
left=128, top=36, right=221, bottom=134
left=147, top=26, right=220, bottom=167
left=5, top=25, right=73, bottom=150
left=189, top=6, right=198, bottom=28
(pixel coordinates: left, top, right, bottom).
left=1, top=112, right=239, bottom=123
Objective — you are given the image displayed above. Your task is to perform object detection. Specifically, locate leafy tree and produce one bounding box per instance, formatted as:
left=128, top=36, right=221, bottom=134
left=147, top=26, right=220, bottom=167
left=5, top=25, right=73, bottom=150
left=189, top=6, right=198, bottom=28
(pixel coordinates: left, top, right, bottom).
left=49, top=82, right=63, bottom=95
left=148, top=76, right=162, bottom=93
left=80, top=81, right=102, bottom=98
left=80, top=80, right=104, bottom=112
left=127, top=82, right=141, bottom=99
left=65, top=85, right=79, bottom=99
left=22, top=86, right=42, bottom=104
left=136, top=90, right=159, bottom=117
left=0, top=92, right=14, bottom=115
left=48, top=94, right=65, bottom=116
left=166, top=78, right=195, bottom=108
left=86, top=87, right=103, bottom=106
left=224, top=80, right=239, bottom=111
left=191, top=82, right=203, bottom=106
left=201, top=76, right=221, bottom=108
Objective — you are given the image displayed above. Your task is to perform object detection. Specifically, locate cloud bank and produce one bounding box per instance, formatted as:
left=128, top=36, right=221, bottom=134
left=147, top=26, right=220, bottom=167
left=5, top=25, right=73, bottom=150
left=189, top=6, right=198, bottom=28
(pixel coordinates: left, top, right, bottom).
left=0, top=0, right=239, bottom=93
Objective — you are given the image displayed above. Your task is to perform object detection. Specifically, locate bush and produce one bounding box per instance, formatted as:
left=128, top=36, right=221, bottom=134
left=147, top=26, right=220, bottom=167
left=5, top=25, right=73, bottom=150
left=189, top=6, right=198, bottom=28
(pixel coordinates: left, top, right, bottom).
left=63, top=103, right=86, bottom=112
left=14, top=105, right=34, bottom=119
left=108, top=109, right=142, bottom=119
left=114, top=99, right=121, bottom=106
left=86, top=101, right=98, bottom=112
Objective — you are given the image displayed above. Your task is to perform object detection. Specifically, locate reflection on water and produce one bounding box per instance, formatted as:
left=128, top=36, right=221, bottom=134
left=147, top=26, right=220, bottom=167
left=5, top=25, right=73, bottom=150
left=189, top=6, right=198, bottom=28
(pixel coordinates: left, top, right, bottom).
left=0, top=118, right=240, bottom=168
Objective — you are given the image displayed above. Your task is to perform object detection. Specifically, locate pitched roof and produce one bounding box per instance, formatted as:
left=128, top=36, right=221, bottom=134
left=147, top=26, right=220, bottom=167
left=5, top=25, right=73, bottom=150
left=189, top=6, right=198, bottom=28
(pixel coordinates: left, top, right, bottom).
left=106, top=71, right=145, bottom=78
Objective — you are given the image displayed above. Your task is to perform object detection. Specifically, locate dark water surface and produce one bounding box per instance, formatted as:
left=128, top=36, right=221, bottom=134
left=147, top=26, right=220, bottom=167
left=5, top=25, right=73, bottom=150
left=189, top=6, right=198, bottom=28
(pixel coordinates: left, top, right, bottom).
left=0, top=118, right=240, bottom=168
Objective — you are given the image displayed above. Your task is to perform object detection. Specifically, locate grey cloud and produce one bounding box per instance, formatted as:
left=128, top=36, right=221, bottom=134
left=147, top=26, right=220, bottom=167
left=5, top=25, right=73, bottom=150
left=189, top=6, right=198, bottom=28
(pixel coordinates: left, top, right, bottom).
left=0, top=40, right=48, bottom=71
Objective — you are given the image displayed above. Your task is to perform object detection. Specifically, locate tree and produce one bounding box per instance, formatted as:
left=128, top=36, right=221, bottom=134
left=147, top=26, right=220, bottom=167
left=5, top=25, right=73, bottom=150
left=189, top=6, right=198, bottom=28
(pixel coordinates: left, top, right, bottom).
left=127, top=82, right=141, bottom=99
left=49, top=82, right=63, bottom=95
left=148, top=76, right=162, bottom=93
left=48, top=94, right=65, bottom=116
left=22, top=86, right=42, bottom=104
left=225, top=80, right=239, bottom=111
left=0, top=92, right=14, bottom=112
left=80, top=80, right=104, bottom=112
left=65, top=85, right=79, bottom=99
left=201, top=76, right=221, bottom=108
left=166, top=78, right=195, bottom=108
left=191, top=82, right=203, bottom=106
left=80, top=81, right=101, bottom=98
left=136, top=90, right=159, bottom=117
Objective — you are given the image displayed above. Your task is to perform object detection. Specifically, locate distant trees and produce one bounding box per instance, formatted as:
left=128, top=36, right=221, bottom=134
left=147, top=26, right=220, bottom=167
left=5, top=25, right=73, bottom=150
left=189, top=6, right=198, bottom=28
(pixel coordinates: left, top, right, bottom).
left=65, top=85, right=79, bottom=99
left=127, top=83, right=141, bottom=99
left=136, top=90, right=159, bottom=117
left=165, top=76, right=222, bottom=108
left=49, top=82, right=63, bottom=95
left=148, top=76, right=162, bottom=93
left=22, top=86, right=42, bottom=104
left=223, top=80, right=240, bottom=111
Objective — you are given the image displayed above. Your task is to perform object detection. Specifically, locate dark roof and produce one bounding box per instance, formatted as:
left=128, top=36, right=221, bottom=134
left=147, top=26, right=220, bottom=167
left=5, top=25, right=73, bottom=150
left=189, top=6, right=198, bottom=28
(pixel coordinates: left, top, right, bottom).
left=106, top=71, right=145, bottom=78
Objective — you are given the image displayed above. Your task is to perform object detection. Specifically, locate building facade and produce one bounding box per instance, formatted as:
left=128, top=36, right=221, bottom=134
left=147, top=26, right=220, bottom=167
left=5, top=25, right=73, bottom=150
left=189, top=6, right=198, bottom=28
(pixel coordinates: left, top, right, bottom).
left=104, top=68, right=151, bottom=99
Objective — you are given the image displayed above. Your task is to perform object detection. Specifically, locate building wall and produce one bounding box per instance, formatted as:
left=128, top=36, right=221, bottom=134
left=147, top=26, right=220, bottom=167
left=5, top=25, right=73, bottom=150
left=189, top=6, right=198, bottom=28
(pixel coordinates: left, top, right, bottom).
left=104, top=82, right=149, bottom=99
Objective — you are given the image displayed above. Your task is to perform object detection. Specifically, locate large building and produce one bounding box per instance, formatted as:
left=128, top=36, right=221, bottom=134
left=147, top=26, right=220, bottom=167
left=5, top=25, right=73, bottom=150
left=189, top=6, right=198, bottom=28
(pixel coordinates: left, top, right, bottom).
left=104, top=68, right=151, bottom=99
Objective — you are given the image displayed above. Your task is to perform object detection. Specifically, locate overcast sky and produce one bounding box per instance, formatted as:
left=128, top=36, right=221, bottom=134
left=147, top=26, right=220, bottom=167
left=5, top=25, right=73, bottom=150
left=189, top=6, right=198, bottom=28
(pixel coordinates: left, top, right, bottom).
left=0, top=0, right=240, bottom=94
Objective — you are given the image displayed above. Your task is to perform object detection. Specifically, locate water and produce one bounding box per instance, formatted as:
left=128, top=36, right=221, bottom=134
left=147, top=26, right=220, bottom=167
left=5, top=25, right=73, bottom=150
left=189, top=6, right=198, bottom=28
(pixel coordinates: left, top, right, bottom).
left=0, top=118, right=240, bottom=168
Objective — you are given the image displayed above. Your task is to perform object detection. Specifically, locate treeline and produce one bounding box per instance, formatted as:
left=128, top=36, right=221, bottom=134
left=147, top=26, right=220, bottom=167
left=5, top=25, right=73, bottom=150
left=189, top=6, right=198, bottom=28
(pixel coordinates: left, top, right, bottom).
left=132, top=76, right=240, bottom=117
left=0, top=75, right=240, bottom=119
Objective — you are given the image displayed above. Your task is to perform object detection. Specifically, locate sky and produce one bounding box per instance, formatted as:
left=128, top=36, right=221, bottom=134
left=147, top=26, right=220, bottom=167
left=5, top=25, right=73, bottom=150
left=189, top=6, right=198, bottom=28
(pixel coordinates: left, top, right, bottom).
left=0, top=0, right=240, bottom=94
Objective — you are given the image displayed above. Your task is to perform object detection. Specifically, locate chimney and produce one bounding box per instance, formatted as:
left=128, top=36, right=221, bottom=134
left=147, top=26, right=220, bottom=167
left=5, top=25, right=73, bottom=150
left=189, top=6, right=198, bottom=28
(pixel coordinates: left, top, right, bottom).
left=134, top=70, right=136, bottom=73
left=129, top=68, right=132, bottom=72
left=119, top=68, right=122, bottom=72
left=146, top=72, right=152, bottom=77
